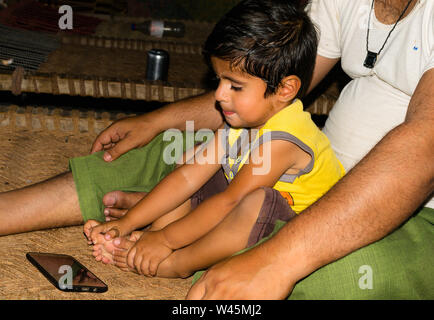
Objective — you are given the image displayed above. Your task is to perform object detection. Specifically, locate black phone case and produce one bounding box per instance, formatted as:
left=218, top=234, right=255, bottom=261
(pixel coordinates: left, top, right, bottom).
left=26, top=252, right=108, bottom=293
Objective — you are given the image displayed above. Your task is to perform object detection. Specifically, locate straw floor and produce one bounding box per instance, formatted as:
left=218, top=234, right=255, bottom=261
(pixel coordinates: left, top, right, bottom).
left=0, top=105, right=192, bottom=299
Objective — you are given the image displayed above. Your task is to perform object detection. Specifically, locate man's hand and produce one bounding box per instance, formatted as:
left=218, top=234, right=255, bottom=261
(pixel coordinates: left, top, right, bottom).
left=186, top=245, right=296, bottom=300
left=90, top=92, right=222, bottom=162
left=90, top=115, right=158, bottom=162
left=126, top=230, right=173, bottom=277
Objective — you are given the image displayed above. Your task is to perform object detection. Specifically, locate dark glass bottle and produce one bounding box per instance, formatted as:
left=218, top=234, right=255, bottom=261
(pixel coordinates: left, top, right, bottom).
left=131, top=20, right=185, bottom=38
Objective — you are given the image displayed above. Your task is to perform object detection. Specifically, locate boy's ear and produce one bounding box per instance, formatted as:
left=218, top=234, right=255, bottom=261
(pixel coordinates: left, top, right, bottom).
left=277, top=75, right=301, bottom=103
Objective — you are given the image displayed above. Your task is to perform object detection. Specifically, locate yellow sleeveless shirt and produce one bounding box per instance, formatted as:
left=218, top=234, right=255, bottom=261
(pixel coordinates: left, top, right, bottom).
left=221, top=99, right=345, bottom=214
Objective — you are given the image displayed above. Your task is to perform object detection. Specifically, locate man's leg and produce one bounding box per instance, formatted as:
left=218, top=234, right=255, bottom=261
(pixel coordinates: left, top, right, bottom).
left=102, top=191, right=148, bottom=221
left=287, top=206, right=434, bottom=299
left=0, top=172, right=83, bottom=235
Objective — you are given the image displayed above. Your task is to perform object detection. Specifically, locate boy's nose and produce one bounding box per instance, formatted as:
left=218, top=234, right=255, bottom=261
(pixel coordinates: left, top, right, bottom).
left=215, top=82, right=228, bottom=103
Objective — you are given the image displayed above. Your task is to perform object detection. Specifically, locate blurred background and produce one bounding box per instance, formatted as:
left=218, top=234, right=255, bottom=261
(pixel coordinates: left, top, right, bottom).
left=0, top=0, right=342, bottom=120
left=2, top=0, right=243, bottom=22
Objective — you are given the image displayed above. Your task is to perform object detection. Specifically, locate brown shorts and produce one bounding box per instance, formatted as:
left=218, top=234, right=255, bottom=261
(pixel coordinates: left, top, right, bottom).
left=191, top=168, right=297, bottom=248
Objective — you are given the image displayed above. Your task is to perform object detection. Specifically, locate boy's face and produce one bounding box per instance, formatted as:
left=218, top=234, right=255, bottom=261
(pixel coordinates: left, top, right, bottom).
left=211, top=57, right=280, bottom=129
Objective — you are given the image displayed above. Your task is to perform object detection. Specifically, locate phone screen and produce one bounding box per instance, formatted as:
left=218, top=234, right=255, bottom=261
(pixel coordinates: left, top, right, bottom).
left=26, top=252, right=108, bottom=293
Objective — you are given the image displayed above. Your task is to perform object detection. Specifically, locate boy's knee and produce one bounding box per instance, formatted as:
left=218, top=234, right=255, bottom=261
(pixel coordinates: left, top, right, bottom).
left=173, top=265, right=194, bottom=279
left=158, top=254, right=193, bottom=279
left=239, top=188, right=267, bottom=207
left=234, top=188, right=267, bottom=218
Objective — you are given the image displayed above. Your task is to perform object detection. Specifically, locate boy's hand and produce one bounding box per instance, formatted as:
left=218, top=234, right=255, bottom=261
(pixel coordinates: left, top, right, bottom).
left=127, top=231, right=173, bottom=277
left=88, top=220, right=131, bottom=244
left=83, top=219, right=101, bottom=245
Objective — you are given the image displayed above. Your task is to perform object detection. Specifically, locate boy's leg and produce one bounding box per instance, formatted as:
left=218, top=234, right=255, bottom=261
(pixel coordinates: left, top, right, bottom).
left=157, top=187, right=295, bottom=278
left=0, top=172, right=83, bottom=236
left=110, top=169, right=230, bottom=269
left=149, top=199, right=192, bottom=231
left=99, top=169, right=228, bottom=264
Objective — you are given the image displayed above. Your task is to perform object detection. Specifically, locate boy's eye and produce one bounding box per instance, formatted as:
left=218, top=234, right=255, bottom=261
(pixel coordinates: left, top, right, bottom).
left=210, top=74, right=242, bottom=91
left=231, top=85, right=242, bottom=91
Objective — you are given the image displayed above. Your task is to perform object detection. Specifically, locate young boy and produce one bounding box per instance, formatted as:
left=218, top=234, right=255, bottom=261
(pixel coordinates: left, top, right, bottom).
left=85, top=0, right=345, bottom=278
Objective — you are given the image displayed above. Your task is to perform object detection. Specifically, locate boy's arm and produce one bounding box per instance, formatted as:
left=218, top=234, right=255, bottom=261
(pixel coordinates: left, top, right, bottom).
left=161, top=138, right=309, bottom=250
left=91, top=92, right=223, bottom=161
left=90, top=129, right=223, bottom=240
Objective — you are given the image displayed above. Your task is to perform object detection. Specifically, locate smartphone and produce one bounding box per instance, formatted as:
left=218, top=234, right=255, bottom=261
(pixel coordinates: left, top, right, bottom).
left=26, top=252, right=108, bottom=293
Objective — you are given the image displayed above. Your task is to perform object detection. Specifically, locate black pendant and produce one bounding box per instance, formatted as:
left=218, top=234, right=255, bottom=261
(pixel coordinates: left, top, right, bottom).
left=364, top=51, right=377, bottom=69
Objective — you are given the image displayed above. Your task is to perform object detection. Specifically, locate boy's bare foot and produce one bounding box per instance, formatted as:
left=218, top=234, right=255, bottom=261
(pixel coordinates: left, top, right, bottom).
left=92, top=231, right=143, bottom=272
left=111, top=232, right=186, bottom=278
left=92, top=232, right=118, bottom=265
left=102, top=191, right=147, bottom=221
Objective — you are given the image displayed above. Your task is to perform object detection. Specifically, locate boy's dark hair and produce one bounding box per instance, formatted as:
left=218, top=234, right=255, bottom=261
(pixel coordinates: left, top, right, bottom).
left=204, top=0, right=318, bottom=98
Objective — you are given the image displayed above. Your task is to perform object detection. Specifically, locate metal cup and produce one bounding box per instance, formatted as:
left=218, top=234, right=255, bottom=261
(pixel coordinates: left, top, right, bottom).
left=146, top=49, right=169, bottom=81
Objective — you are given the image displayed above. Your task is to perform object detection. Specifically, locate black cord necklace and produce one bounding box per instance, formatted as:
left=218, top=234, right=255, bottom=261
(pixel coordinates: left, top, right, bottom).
left=364, top=0, right=414, bottom=69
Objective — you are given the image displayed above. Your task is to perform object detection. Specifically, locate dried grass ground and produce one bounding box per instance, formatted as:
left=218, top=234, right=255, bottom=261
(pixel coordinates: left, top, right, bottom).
left=0, top=104, right=192, bottom=299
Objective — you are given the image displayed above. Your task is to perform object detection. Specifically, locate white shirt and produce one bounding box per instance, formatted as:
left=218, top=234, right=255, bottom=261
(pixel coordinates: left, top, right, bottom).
left=308, top=0, right=434, bottom=208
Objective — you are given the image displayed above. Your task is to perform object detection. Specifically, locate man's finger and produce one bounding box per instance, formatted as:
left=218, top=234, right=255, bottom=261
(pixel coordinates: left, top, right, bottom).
left=90, top=129, right=117, bottom=154
left=102, top=136, right=137, bottom=162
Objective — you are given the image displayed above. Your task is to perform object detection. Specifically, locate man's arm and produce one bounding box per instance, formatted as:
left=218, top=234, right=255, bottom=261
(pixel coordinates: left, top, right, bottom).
left=187, top=69, right=434, bottom=299
left=91, top=91, right=222, bottom=161
left=307, top=55, right=340, bottom=94
left=91, top=54, right=336, bottom=163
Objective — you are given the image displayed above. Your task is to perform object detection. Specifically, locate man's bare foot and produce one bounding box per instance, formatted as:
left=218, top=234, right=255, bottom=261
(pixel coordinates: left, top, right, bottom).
left=102, top=191, right=147, bottom=221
